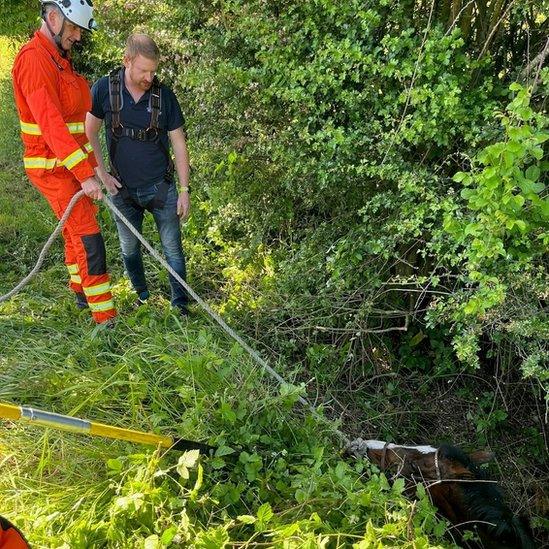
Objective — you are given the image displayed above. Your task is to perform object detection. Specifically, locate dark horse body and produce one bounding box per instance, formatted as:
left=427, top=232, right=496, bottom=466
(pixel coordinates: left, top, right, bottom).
left=347, top=439, right=536, bottom=549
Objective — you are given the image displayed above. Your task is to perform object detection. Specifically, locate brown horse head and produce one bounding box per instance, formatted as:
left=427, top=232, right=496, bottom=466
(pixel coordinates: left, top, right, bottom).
left=346, top=439, right=536, bottom=549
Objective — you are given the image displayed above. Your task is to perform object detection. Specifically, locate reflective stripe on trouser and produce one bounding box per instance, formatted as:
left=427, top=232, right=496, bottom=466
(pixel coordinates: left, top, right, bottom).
left=87, top=298, right=115, bottom=313
left=83, top=282, right=115, bottom=315
left=67, top=263, right=82, bottom=292
left=26, top=168, right=116, bottom=323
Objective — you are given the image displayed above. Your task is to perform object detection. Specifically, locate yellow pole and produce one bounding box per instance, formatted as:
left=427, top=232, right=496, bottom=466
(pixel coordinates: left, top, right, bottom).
left=90, top=422, right=174, bottom=448
left=0, top=403, right=21, bottom=421
left=0, top=402, right=213, bottom=453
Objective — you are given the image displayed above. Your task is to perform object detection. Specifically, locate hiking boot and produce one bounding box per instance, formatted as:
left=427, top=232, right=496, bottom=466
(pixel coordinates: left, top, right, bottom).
left=92, top=317, right=116, bottom=335
left=75, top=292, right=88, bottom=309
left=133, top=290, right=150, bottom=310
left=103, top=318, right=116, bottom=329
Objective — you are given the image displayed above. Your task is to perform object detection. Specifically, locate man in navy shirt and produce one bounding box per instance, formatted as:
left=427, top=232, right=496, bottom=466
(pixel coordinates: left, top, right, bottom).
left=86, top=33, right=190, bottom=314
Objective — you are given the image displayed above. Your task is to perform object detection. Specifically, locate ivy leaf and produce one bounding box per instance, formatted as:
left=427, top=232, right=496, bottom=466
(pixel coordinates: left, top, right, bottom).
left=335, top=461, right=347, bottom=480
left=295, top=488, right=307, bottom=503
left=177, top=449, right=200, bottom=479
left=160, top=527, right=178, bottom=545
left=107, top=458, right=123, bottom=472
left=464, top=223, right=478, bottom=236
left=460, top=188, right=475, bottom=200
left=392, top=477, right=405, bottom=495
left=256, top=502, right=274, bottom=531
left=237, top=515, right=257, bottom=524
left=464, top=299, right=479, bottom=315
left=507, top=141, right=524, bottom=154
left=525, top=165, right=540, bottom=181
left=409, top=331, right=426, bottom=346
left=511, top=194, right=525, bottom=209
left=196, top=527, right=229, bottom=546
left=220, top=402, right=237, bottom=424
left=144, top=535, right=160, bottom=549
left=210, top=457, right=226, bottom=469
left=518, top=179, right=544, bottom=195
left=515, top=220, right=527, bottom=232
left=215, top=445, right=236, bottom=457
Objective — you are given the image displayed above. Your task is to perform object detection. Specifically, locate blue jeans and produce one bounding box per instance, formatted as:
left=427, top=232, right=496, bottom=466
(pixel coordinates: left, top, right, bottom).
left=111, top=181, right=188, bottom=308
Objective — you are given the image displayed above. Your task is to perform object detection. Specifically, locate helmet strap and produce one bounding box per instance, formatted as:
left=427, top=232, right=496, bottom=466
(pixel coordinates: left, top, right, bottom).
left=42, top=6, right=69, bottom=57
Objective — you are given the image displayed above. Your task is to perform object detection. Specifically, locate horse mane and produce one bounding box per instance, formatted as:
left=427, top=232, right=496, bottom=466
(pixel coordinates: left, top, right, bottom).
left=438, top=444, right=536, bottom=549
left=438, top=444, right=484, bottom=475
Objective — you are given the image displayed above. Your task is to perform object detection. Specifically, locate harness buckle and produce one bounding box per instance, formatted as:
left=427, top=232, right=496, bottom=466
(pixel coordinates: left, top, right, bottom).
left=134, top=128, right=146, bottom=140
left=144, top=127, right=159, bottom=140
left=112, top=125, right=124, bottom=138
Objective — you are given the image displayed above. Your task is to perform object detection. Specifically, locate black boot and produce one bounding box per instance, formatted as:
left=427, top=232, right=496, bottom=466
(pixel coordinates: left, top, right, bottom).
left=133, top=290, right=150, bottom=310
left=75, top=292, right=88, bottom=309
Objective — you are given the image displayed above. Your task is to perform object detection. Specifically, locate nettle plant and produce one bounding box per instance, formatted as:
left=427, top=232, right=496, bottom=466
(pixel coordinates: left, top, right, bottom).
left=441, top=78, right=548, bottom=367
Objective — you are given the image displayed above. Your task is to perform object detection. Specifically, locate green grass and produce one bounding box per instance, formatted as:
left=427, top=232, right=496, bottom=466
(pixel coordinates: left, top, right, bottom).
left=0, top=26, right=451, bottom=549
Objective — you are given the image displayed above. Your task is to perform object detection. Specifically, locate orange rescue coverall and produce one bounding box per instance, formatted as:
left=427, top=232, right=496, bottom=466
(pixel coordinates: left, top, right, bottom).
left=12, top=31, right=116, bottom=323
left=0, top=516, right=29, bottom=549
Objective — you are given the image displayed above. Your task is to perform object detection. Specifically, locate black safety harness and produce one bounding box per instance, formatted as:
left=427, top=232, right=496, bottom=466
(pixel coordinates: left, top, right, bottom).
left=108, top=67, right=175, bottom=212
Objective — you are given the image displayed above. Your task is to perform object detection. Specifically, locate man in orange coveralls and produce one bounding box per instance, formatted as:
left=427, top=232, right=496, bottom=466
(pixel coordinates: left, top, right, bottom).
left=11, top=0, right=117, bottom=324
left=0, top=515, right=29, bottom=548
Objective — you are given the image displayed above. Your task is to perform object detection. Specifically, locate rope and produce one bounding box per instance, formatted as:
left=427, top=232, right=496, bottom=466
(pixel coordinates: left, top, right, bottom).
left=0, top=189, right=350, bottom=446
left=0, top=190, right=85, bottom=304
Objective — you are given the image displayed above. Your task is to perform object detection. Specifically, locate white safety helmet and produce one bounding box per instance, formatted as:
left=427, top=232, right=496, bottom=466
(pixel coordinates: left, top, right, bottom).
left=41, top=0, right=96, bottom=32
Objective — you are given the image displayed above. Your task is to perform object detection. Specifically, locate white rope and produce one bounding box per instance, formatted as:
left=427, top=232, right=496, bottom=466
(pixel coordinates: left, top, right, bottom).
left=0, top=189, right=350, bottom=446
left=0, top=190, right=85, bottom=304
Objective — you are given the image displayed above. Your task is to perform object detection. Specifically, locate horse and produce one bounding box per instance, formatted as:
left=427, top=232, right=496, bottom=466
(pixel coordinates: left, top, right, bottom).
left=346, top=439, right=537, bottom=549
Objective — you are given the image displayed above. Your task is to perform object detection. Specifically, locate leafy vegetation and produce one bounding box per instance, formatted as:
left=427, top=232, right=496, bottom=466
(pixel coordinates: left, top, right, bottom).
left=0, top=0, right=547, bottom=546
left=84, top=0, right=547, bottom=391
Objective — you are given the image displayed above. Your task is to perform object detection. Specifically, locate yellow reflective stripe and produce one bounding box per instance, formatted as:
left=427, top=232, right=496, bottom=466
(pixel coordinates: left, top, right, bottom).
left=66, top=122, right=85, bottom=134
left=70, top=275, right=82, bottom=284
left=24, top=144, right=92, bottom=170
left=61, top=148, right=87, bottom=169
left=83, top=282, right=111, bottom=297
left=88, top=299, right=115, bottom=312
left=20, top=121, right=85, bottom=135
left=23, top=157, right=58, bottom=169
left=20, top=121, right=41, bottom=135
left=67, top=264, right=79, bottom=274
